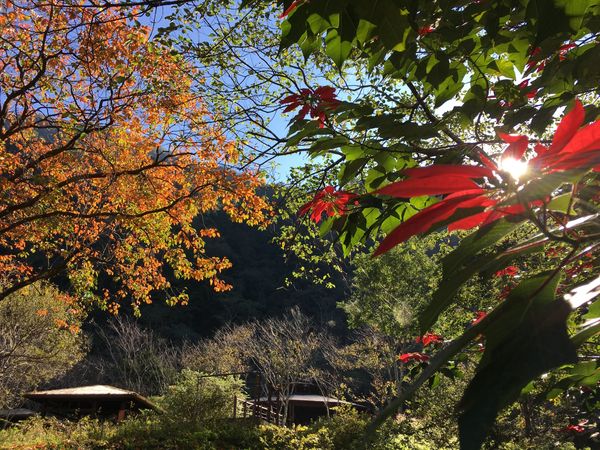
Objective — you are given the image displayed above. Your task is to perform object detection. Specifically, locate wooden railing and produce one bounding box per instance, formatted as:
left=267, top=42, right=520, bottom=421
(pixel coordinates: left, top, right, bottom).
left=233, top=396, right=284, bottom=426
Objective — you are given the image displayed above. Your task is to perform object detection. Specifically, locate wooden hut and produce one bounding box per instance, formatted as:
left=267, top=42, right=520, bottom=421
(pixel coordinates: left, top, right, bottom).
left=24, top=385, right=158, bottom=422
left=257, top=394, right=358, bottom=425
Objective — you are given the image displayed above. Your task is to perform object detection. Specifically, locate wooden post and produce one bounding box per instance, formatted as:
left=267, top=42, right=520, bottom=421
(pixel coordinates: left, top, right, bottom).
left=254, top=372, right=261, bottom=419
left=266, top=386, right=271, bottom=423
left=117, top=402, right=126, bottom=422
left=233, top=395, right=237, bottom=419
left=276, top=390, right=281, bottom=425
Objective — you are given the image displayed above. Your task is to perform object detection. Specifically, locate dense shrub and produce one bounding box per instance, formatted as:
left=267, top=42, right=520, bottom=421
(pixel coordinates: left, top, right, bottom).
left=158, top=369, right=246, bottom=427
left=0, top=416, right=113, bottom=449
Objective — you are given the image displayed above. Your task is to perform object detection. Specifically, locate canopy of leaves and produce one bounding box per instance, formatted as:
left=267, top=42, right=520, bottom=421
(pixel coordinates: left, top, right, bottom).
left=0, top=1, right=270, bottom=312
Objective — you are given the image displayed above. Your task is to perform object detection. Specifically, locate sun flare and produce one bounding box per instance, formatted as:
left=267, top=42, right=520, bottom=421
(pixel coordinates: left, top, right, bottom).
left=499, top=158, right=528, bottom=181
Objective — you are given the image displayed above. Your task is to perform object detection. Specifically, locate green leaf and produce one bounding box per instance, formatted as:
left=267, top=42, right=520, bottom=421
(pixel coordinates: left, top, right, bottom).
left=319, top=216, right=335, bottom=237
left=443, top=220, right=522, bottom=276
left=584, top=298, right=600, bottom=319
left=516, top=171, right=581, bottom=205
left=286, top=122, right=333, bottom=147
left=325, top=29, right=352, bottom=67
left=459, top=292, right=577, bottom=450
left=482, top=271, right=561, bottom=359
left=308, top=135, right=349, bottom=154
left=356, top=19, right=377, bottom=44
left=338, top=158, right=368, bottom=186
left=571, top=319, right=600, bottom=347
left=365, top=1, right=410, bottom=52
left=420, top=220, right=525, bottom=333
left=528, top=0, right=572, bottom=46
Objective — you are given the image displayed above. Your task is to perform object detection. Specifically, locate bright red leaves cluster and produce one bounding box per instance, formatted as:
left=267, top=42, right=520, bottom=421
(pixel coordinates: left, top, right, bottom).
left=398, top=352, right=430, bottom=364
left=281, top=86, right=340, bottom=128
left=518, top=79, right=538, bottom=99
left=372, top=99, right=600, bottom=256
left=298, top=186, right=357, bottom=223
left=416, top=332, right=443, bottom=347
left=495, top=266, right=519, bottom=277
left=565, top=424, right=585, bottom=433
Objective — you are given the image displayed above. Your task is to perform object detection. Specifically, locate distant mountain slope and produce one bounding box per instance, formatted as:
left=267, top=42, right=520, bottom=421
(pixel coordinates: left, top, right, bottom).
left=124, top=212, right=348, bottom=342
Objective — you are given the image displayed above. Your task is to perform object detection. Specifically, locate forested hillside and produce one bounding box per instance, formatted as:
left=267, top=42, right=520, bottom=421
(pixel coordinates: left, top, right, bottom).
left=107, top=210, right=348, bottom=341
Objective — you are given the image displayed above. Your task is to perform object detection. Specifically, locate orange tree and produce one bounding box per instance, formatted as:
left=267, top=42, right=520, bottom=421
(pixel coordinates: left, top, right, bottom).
left=0, top=2, right=270, bottom=312
left=263, top=1, right=600, bottom=448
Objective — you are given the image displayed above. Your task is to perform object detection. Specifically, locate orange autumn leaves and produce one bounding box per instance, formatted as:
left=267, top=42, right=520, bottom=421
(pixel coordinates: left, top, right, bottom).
left=0, top=2, right=270, bottom=311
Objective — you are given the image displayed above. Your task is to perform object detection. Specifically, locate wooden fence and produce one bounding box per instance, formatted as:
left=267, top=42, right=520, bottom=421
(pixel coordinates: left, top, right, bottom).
left=233, top=396, right=284, bottom=426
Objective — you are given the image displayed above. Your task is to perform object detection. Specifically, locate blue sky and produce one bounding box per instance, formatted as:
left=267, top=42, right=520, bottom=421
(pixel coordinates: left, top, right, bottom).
left=139, top=4, right=323, bottom=183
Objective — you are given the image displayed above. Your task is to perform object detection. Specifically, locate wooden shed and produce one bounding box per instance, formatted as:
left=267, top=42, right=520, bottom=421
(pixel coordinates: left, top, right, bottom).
left=24, top=385, right=158, bottom=421
left=258, top=394, right=358, bottom=425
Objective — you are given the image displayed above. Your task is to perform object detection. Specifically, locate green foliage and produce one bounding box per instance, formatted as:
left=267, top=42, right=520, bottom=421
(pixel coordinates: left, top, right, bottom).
left=279, top=0, right=600, bottom=126
left=341, top=236, right=439, bottom=337
left=158, top=370, right=246, bottom=427
left=273, top=159, right=360, bottom=289
left=0, top=282, right=87, bottom=408
left=0, top=416, right=113, bottom=449
left=1, top=402, right=589, bottom=449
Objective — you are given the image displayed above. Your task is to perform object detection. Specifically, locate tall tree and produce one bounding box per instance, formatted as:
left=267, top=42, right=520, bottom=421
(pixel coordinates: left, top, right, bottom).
left=0, top=2, right=270, bottom=311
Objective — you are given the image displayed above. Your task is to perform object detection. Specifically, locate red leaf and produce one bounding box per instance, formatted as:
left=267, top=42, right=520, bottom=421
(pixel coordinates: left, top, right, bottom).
left=472, top=311, right=487, bottom=325
left=479, top=203, right=529, bottom=227
left=495, top=265, right=519, bottom=277
left=282, top=102, right=301, bottom=113
left=298, top=186, right=356, bottom=222
left=550, top=99, right=585, bottom=153
left=447, top=211, right=493, bottom=231
left=444, top=188, right=490, bottom=200
left=547, top=150, right=600, bottom=172
left=297, top=104, right=311, bottom=121
left=402, top=164, right=494, bottom=179
left=417, top=333, right=443, bottom=347
left=499, top=133, right=529, bottom=160
left=373, top=193, right=488, bottom=256
left=375, top=176, right=480, bottom=198
left=534, top=143, right=548, bottom=156
left=565, top=424, right=585, bottom=433
left=398, top=352, right=430, bottom=363
left=418, top=26, right=434, bottom=36
left=279, top=0, right=300, bottom=19
left=560, top=120, right=600, bottom=155
left=478, top=153, right=499, bottom=172
left=526, top=89, right=538, bottom=99
left=314, top=86, right=336, bottom=99
left=280, top=93, right=300, bottom=105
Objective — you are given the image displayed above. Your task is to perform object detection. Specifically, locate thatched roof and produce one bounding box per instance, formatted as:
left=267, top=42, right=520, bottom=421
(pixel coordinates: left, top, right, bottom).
left=24, top=385, right=157, bottom=410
